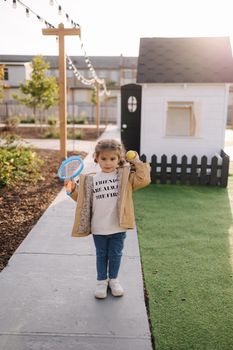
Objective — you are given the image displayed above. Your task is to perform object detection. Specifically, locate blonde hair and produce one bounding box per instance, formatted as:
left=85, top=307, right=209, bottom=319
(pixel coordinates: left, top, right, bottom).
left=93, top=139, right=126, bottom=167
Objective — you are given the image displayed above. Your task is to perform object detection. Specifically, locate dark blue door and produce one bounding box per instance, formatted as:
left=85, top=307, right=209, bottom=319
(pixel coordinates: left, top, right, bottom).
left=121, top=84, right=142, bottom=155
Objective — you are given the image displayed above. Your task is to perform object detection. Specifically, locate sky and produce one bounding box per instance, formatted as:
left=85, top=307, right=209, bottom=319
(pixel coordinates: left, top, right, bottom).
left=1, top=0, right=233, bottom=57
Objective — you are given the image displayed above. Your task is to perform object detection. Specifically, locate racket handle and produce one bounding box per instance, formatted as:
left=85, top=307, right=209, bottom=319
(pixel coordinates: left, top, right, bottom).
left=65, top=180, right=75, bottom=196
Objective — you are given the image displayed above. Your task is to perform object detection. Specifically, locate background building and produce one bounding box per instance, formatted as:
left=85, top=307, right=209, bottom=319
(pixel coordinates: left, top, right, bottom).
left=0, top=55, right=137, bottom=124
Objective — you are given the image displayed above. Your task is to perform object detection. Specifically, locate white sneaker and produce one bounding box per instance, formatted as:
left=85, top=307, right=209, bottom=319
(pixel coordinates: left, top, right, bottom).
left=94, top=279, right=108, bottom=299
left=109, top=278, right=124, bottom=297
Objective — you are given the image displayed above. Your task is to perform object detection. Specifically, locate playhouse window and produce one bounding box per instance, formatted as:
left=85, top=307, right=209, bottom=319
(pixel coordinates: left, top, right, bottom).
left=128, top=96, right=137, bottom=112
left=166, top=102, right=196, bottom=136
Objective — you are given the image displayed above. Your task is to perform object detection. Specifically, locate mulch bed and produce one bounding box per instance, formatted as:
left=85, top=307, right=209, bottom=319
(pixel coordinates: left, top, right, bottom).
left=0, top=125, right=105, bottom=140
left=0, top=148, right=87, bottom=272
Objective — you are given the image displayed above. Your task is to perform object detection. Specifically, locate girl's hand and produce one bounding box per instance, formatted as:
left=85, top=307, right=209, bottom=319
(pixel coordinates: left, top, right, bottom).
left=64, top=179, right=71, bottom=186
left=127, top=152, right=141, bottom=164
left=64, top=179, right=75, bottom=193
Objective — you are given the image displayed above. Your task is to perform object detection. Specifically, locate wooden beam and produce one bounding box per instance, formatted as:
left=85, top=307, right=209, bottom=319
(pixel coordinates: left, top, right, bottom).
left=42, top=23, right=81, bottom=159
left=42, top=28, right=59, bottom=36
left=42, top=27, right=80, bottom=36
left=58, top=26, right=66, bottom=159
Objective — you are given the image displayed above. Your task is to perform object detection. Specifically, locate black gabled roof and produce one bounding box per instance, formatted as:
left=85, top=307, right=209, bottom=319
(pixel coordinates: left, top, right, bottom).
left=0, top=55, right=137, bottom=70
left=137, top=37, right=233, bottom=83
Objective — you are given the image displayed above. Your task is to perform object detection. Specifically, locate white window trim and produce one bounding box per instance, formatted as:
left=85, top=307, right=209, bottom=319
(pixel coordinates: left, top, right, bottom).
left=164, top=101, right=198, bottom=138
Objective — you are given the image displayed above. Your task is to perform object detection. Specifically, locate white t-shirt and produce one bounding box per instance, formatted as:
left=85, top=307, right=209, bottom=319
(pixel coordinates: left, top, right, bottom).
left=91, top=170, right=122, bottom=235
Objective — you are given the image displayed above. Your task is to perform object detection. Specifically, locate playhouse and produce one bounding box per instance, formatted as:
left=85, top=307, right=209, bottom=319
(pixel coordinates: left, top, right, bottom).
left=121, top=37, right=233, bottom=162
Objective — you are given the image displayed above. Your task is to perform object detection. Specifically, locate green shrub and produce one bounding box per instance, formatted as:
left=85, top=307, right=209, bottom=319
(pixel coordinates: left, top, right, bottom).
left=0, top=137, right=43, bottom=188
left=2, top=134, right=23, bottom=146
left=20, top=117, right=36, bottom=124
left=48, top=117, right=58, bottom=126
left=6, top=116, right=20, bottom=128
left=67, top=116, right=88, bottom=125
left=74, top=129, right=84, bottom=140
left=44, top=129, right=60, bottom=138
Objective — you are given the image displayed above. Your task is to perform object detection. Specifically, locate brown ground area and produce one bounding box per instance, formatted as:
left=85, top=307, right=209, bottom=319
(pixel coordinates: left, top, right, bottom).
left=0, top=148, right=87, bottom=272
left=0, top=125, right=105, bottom=140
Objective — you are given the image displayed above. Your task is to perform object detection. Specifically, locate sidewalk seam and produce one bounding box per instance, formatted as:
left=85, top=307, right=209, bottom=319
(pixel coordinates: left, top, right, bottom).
left=14, top=252, right=140, bottom=258
left=0, top=332, right=151, bottom=339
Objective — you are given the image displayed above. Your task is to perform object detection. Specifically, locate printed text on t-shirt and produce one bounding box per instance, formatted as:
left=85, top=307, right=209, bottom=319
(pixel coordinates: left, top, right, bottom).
left=93, top=178, right=118, bottom=200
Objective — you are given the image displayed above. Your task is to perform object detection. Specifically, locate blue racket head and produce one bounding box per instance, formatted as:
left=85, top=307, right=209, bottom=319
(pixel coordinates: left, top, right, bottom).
left=57, top=155, right=84, bottom=180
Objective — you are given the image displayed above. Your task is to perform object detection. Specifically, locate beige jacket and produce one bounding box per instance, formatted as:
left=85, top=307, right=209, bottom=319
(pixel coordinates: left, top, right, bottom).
left=69, top=161, right=151, bottom=237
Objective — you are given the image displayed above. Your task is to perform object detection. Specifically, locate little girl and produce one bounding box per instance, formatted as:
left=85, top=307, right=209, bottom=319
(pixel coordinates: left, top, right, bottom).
left=65, top=139, right=150, bottom=299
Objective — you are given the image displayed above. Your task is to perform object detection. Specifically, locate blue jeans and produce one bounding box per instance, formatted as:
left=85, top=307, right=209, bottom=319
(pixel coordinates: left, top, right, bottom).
left=93, top=232, right=126, bottom=280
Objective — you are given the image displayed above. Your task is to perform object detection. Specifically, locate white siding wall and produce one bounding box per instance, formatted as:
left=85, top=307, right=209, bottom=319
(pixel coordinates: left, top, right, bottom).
left=140, top=84, right=229, bottom=162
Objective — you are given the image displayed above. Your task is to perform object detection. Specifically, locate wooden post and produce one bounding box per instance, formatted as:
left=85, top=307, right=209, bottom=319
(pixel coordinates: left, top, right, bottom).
left=220, top=149, right=230, bottom=187
left=104, top=94, right=108, bottom=127
left=42, top=23, right=80, bottom=159
left=95, top=82, right=100, bottom=136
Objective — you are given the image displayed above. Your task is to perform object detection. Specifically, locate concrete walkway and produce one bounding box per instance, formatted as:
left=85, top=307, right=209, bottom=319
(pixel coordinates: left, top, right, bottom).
left=0, top=125, right=153, bottom=350
left=224, top=128, right=233, bottom=161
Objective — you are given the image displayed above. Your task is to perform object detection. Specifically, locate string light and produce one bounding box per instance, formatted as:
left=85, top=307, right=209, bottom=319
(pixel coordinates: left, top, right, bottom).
left=45, top=0, right=110, bottom=93
left=50, top=0, right=80, bottom=28
left=66, top=55, right=96, bottom=87
left=10, top=0, right=110, bottom=94
left=16, top=0, right=55, bottom=28
left=37, top=15, right=43, bottom=22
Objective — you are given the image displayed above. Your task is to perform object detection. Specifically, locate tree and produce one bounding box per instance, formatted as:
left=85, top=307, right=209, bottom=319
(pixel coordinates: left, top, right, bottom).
left=0, top=64, right=5, bottom=101
left=91, top=86, right=97, bottom=105
left=13, top=56, right=59, bottom=121
left=106, top=80, right=116, bottom=88
left=0, top=65, right=4, bottom=80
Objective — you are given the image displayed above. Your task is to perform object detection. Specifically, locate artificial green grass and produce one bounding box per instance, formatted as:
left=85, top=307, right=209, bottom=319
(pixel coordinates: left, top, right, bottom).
left=134, top=178, right=233, bottom=350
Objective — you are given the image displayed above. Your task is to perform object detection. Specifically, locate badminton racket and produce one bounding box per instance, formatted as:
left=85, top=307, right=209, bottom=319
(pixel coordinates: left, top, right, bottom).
left=57, top=155, right=84, bottom=195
